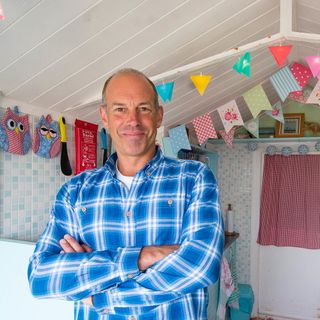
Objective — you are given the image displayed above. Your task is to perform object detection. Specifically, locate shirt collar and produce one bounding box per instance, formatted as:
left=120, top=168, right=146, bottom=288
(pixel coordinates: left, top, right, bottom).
left=104, top=146, right=164, bottom=177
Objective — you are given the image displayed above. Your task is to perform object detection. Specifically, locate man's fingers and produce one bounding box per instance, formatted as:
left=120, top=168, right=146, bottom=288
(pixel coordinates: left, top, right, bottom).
left=63, top=234, right=85, bottom=252
left=82, top=244, right=93, bottom=252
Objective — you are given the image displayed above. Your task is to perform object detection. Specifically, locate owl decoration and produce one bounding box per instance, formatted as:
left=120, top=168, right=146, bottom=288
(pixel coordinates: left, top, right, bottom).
left=32, top=114, right=61, bottom=159
left=0, top=106, right=31, bottom=155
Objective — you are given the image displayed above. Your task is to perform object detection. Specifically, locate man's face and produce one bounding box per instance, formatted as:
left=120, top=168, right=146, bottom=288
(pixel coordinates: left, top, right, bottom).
left=100, top=73, right=163, bottom=160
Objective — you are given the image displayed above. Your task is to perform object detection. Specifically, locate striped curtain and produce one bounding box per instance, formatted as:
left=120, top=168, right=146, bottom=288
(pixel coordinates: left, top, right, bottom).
left=257, top=154, right=320, bottom=249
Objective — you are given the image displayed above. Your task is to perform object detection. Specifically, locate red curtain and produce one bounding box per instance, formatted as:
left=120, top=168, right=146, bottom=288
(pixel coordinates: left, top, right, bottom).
left=257, top=154, right=320, bottom=249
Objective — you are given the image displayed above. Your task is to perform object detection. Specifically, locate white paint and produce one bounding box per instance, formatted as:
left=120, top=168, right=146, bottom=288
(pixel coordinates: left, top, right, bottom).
left=250, top=142, right=320, bottom=319
left=0, top=239, right=73, bottom=320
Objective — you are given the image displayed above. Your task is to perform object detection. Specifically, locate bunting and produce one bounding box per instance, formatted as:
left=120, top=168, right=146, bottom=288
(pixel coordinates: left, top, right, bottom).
left=270, top=66, right=301, bottom=102
left=244, top=118, right=259, bottom=138
left=190, top=74, right=212, bottom=95
left=218, top=127, right=237, bottom=147
left=192, top=113, right=217, bottom=145
left=289, top=62, right=312, bottom=98
left=268, top=45, right=292, bottom=67
left=162, top=137, right=177, bottom=158
left=305, top=56, right=320, bottom=79
left=232, top=52, right=251, bottom=77
left=156, top=82, right=175, bottom=102
left=306, top=80, right=320, bottom=105
left=243, top=85, right=272, bottom=118
left=265, top=101, right=285, bottom=123
left=217, top=100, right=244, bottom=133
left=168, top=125, right=191, bottom=154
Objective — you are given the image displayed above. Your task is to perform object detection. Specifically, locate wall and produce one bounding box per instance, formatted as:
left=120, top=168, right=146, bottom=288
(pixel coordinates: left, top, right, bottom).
left=207, top=143, right=253, bottom=284
left=0, top=105, right=103, bottom=241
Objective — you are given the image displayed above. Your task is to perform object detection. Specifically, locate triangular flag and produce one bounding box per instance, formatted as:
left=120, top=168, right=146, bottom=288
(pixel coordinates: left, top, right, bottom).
left=288, top=85, right=313, bottom=103
left=156, top=82, right=174, bottom=102
left=305, top=56, right=320, bottom=79
left=268, top=45, right=292, bottom=67
left=244, top=118, right=260, bottom=138
left=243, top=84, right=272, bottom=118
left=190, top=74, right=212, bottom=95
left=269, top=66, right=301, bottom=101
left=232, top=52, right=251, bottom=77
left=0, top=2, right=4, bottom=20
left=168, top=125, right=191, bottom=154
left=306, top=80, right=320, bottom=105
left=192, top=113, right=217, bottom=145
left=162, top=137, right=177, bottom=158
left=265, top=101, right=285, bottom=124
left=218, top=127, right=236, bottom=147
left=217, top=100, right=244, bottom=133
left=289, top=62, right=313, bottom=98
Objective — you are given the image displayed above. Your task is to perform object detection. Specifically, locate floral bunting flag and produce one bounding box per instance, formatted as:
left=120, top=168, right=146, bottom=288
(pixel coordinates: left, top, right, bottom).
left=265, top=101, right=285, bottom=123
left=218, top=127, right=236, bottom=147
left=269, top=66, right=301, bottom=101
left=217, top=100, right=244, bottom=133
left=289, top=62, right=313, bottom=98
left=306, top=80, right=320, bottom=105
left=156, top=82, right=175, bottom=102
left=244, top=118, right=259, bottom=138
left=192, top=113, right=217, bottom=145
left=168, top=124, right=191, bottom=154
left=242, top=84, right=272, bottom=118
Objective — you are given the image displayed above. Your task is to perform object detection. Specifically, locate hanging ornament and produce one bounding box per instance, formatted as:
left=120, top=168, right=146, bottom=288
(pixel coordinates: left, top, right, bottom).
left=190, top=74, right=212, bottom=95
left=281, top=146, right=293, bottom=157
left=268, top=45, right=292, bottom=67
left=315, top=141, right=320, bottom=151
left=305, top=56, right=320, bottom=79
left=156, top=81, right=175, bottom=103
left=266, top=145, right=277, bottom=155
left=298, top=144, right=309, bottom=155
left=232, top=52, right=251, bottom=77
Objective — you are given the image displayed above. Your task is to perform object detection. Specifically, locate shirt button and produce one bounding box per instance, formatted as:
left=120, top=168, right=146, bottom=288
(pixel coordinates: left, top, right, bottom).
left=128, top=273, right=134, bottom=279
left=146, top=171, right=151, bottom=176
left=129, top=316, right=135, bottom=320
left=103, top=308, right=109, bottom=313
left=167, top=199, right=173, bottom=205
left=126, top=211, right=132, bottom=217
left=81, top=207, right=87, bottom=213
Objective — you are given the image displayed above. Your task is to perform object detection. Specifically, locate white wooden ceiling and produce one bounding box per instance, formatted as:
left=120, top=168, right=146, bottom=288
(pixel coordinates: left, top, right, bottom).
left=0, top=0, right=319, bottom=129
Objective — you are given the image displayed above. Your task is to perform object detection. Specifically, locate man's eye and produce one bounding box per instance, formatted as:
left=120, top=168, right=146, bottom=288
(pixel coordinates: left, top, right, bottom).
left=139, top=106, right=151, bottom=113
left=115, top=108, right=125, bottom=113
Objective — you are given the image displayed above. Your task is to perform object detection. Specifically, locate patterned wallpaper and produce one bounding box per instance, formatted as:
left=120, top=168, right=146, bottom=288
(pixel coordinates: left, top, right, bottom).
left=210, top=143, right=253, bottom=284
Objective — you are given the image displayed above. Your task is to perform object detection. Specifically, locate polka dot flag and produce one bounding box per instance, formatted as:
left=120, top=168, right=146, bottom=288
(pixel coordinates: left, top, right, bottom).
left=192, top=113, right=217, bottom=145
left=218, top=127, right=237, bottom=147
left=289, top=62, right=312, bottom=99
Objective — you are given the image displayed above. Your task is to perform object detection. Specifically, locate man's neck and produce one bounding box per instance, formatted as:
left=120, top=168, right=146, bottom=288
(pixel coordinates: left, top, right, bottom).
left=116, top=148, right=156, bottom=176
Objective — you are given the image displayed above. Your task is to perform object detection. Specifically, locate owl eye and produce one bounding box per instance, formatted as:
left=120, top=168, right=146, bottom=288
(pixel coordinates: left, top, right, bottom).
left=17, top=122, right=25, bottom=132
left=40, top=125, right=49, bottom=136
left=6, top=118, right=17, bottom=130
left=49, top=129, right=57, bottom=138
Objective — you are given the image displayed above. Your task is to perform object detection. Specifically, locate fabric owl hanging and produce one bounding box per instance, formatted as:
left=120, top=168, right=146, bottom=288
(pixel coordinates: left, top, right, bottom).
left=0, top=106, right=31, bottom=155
left=32, top=114, right=61, bottom=159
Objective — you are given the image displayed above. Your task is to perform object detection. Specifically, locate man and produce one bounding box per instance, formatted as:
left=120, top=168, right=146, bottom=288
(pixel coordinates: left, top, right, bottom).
left=28, top=69, right=224, bottom=320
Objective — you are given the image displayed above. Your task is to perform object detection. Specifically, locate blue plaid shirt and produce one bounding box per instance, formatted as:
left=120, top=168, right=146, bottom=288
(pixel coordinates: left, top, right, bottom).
left=28, top=148, right=224, bottom=320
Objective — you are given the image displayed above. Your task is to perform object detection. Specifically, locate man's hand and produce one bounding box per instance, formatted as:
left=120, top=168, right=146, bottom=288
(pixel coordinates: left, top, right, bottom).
left=59, top=235, right=93, bottom=306
left=138, top=245, right=180, bottom=271
left=59, top=234, right=93, bottom=253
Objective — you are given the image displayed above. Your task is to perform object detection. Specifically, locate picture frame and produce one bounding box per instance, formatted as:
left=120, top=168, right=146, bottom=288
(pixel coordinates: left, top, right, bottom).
left=275, top=113, right=305, bottom=138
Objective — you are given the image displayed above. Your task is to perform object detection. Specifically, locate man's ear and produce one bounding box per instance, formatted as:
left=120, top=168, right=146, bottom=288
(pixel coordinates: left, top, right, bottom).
left=99, top=105, right=109, bottom=129
left=157, top=106, right=164, bottom=128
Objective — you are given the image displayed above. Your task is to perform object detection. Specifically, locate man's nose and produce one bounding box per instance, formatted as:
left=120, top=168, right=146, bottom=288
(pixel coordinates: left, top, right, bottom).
left=127, top=110, right=140, bottom=124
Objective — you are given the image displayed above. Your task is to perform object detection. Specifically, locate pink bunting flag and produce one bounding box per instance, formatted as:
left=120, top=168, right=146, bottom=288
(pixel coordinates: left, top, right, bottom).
left=217, top=100, right=244, bottom=133
left=305, top=56, right=320, bottom=79
left=192, top=113, right=217, bottom=145
left=306, top=80, right=320, bottom=105
left=218, top=127, right=236, bottom=147
left=289, top=62, right=313, bottom=98
left=0, top=1, right=4, bottom=20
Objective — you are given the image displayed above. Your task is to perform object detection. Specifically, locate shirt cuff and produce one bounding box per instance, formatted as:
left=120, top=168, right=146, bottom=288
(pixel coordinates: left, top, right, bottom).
left=116, top=247, right=141, bottom=281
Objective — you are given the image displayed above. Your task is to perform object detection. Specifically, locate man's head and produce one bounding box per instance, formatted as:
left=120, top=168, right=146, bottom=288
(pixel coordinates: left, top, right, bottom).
left=99, top=69, right=163, bottom=168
